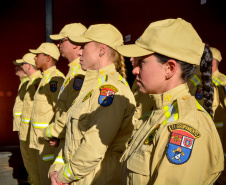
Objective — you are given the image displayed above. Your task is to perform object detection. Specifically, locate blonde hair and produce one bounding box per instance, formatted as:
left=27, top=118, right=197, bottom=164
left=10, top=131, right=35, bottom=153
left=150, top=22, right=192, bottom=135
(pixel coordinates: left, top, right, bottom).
left=107, top=47, right=127, bottom=79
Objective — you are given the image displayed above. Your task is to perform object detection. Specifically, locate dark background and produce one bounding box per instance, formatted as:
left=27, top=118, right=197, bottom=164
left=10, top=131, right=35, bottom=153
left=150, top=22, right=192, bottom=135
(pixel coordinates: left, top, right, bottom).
left=0, top=0, right=226, bottom=146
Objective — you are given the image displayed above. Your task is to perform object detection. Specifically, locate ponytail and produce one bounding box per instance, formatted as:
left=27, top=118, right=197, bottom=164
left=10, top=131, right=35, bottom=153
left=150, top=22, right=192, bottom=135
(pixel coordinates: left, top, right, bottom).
left=108, top=47, right=127, bottom=79
left=200, top=45, right=214, bottom=118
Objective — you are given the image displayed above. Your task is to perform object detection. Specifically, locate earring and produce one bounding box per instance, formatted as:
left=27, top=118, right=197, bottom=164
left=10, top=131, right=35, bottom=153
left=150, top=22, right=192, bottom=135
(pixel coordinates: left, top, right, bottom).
left=166, top=74, right=169, bottom=79
left=99, top=53, right=102, bottom=57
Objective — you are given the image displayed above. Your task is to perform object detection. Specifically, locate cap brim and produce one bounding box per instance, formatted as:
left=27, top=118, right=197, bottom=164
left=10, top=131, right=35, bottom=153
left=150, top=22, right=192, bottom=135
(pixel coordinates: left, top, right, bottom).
left=50, top=34, right=65, bottom=40
left=68, top=36, right=91, bottom=43
left=13, top=60, right=20, bottom=65
left=29, top=49, right=41, bottom=54
left=116, top=44, right=154, bottom=57
left=15, top=59, right=24, bottom=64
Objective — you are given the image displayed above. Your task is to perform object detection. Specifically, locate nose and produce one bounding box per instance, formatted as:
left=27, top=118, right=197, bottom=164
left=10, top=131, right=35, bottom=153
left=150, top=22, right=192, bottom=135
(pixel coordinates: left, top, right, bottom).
left=132, top=66, right=140, bottom=76
left=77, top=48, right=82, bottom=57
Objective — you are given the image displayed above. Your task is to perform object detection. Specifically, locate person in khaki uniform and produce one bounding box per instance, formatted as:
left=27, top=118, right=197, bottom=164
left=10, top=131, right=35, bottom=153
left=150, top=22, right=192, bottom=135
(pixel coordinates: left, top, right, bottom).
left=188, top=47, right=226, bottom=185
left=29, top=42, right=65, bottom=185
left=49, top=24, right=136, bottom=185
left=13, top=60, right=29, bottom=132
left=16, top=53, right=42, bottom=184
left=130, top=57, right=153, bottom=133
left=42, top=23, right=87, bottom=171
left=116, top=18, right=224, bottom=185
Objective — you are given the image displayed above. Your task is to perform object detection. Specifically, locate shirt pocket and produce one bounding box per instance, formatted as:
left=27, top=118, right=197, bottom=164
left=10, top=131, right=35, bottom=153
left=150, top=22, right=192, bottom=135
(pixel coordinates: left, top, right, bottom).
left=127, top=144, right=153, bottom=176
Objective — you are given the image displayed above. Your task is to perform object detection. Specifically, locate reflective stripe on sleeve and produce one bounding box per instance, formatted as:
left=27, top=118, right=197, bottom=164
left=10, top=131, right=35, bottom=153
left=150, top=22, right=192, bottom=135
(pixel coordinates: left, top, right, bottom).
left=22, top=118, right=30, bottom=124
left=14, top=112, right=22, bottom=116
left=98, top=75, right=107, bottom=85
left=63, top=163, right=79, bottom=180
left=42, top=154, right=54, bottom=161
left=215, top=122, right=223, bottom=128
left=33, top=122, right=49, bottom=128
left=46, top=73, right=51, bottom=83
left=54, top=156, right=65, bottom=164
left=71, top=64, right=80, bottom=76
left=119, top=75, right=128, bottom=85
left=45, top=124, right=53, bottom=138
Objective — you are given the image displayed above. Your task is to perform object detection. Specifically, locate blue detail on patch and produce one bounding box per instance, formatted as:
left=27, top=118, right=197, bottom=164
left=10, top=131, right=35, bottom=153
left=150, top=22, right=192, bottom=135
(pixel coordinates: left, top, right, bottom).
left=167, top=132, right=194, bottom=165
left=73, top=77, right=84, bottom=90
left=223, top=86, right=226, bottom=95
left=49, top=81, right=58, bottom=92
left=99, top=95, right=114, bottom=106
left=195, top=86, right=203, bottom=99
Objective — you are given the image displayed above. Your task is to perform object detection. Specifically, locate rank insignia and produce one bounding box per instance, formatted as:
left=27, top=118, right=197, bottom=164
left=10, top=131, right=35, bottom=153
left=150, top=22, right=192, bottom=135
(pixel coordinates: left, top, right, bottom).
left=144, top=124, right=160, bottom=145
left=49, top=81, right=58, bottom=92
left=99, top=85, right=118, bottom=106
left=166, top=123, right=201, bottom=165
left=73, top=77, right=84, bottom=90
left=83, top=89, right=93, bottom=102
left=195, top=85, right=203, bottom=99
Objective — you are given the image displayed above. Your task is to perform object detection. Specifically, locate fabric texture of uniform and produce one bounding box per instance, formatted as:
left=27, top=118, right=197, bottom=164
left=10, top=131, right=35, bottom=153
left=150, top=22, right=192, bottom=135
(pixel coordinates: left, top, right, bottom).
left=54, top=64, right=136, bottom=184
left=43, top=58, right=86, bottom=172
left=18, top=70, right=42, bottom=183
left=121, top=83, right=224, bottom=185
left=13, top=76, right=29, bottom=131
left=189, top=69, right=226, bottom=184
left=29, top=66, right=64, bottom=185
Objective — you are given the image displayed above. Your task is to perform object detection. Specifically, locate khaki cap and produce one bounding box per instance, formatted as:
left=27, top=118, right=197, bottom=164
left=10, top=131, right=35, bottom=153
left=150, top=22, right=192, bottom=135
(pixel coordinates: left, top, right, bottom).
left=210, top=47, right=222, bottom=62
left=29, top=42, right=60, bottom=61
left=50, top=23, right=87, bottom=40
left=116, top=18, right=205, bottom=65
left=13, top=60, right=20, bottom=66
left=15, top=53, right=36, bottom=65
left=68, top=24, right=123, bottom=50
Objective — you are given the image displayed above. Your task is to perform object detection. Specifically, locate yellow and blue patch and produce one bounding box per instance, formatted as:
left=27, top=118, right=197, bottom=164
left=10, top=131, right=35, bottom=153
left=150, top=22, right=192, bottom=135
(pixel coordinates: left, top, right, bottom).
left=167, top=123, right=201, bottom=165
left=49, top=81, right=58, bottom=92
left=98, top=85, right=118, bottom=106
left=73, top=77, right=84, bottom=90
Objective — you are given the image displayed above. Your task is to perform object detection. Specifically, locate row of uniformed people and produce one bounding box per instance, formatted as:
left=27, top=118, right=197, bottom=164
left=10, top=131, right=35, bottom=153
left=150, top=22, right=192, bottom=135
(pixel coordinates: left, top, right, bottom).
left=12, top=18, right=225, bottom=185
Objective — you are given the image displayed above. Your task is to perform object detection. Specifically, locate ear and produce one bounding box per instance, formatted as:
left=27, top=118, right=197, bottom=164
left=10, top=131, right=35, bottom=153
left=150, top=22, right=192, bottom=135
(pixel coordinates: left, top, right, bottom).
left=165, top=59, right=178, bottom=79
left=99, top=44, right=108, bottom=57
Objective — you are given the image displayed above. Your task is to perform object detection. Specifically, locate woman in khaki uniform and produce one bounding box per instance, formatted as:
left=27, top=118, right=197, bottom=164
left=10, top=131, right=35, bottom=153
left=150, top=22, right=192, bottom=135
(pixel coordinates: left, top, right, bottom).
left=50, top=24, right=136, bottom=185
left=116, top=18, right=224, bottom=185
left=188, top=47, right=226, bottom=185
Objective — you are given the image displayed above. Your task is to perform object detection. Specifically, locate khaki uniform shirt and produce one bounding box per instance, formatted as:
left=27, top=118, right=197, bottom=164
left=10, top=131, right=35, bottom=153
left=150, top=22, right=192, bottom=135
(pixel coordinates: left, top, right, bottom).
left=132, top=80, right=153, bottom=131
left=19, top=70, right=42, bottom=141
left=188, top=69, right=226, bottom=184
left=29, top=66, right=65, bottom=150
left=13, top=76, right=29, bottom=131
left=121, top=84, right=224, bottom=185
left=43, top=58, right=86, bottom=140
left=57, top=64, right=136, bottom=184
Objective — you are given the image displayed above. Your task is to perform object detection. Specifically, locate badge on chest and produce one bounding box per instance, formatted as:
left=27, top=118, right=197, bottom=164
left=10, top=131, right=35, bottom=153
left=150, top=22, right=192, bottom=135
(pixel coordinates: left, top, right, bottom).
left=99, top=85, right=118, bottom=106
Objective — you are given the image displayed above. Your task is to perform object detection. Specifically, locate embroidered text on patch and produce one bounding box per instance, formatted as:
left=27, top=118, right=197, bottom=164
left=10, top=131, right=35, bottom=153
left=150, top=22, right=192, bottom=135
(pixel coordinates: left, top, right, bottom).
left=166, top=123, right=201, bottom=165
left=98, top=85, right=118, bottom=106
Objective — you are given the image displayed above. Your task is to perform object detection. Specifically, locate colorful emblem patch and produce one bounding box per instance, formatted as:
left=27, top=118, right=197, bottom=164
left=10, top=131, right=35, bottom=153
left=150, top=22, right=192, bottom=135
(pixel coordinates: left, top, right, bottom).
left=73, top=77, right=84, bottom=90
left=195, top=85, right=203, bottom=99
left=167, top=123, right=201, bottom=165
left=98, top=85, right=118, bottom=106
left=49, top=81, right=58, bottom=92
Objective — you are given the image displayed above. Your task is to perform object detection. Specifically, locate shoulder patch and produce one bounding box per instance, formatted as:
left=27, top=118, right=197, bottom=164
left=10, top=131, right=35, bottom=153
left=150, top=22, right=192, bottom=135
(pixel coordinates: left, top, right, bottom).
left=166, top=123, right=201, bottom=165
left=49, top=81, right=58, bottom=92
left=73, top=76, right=84, bottom=91
left=99, top=85, right=118, bottom=106
left=195, top=85, right=203, bottom=99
